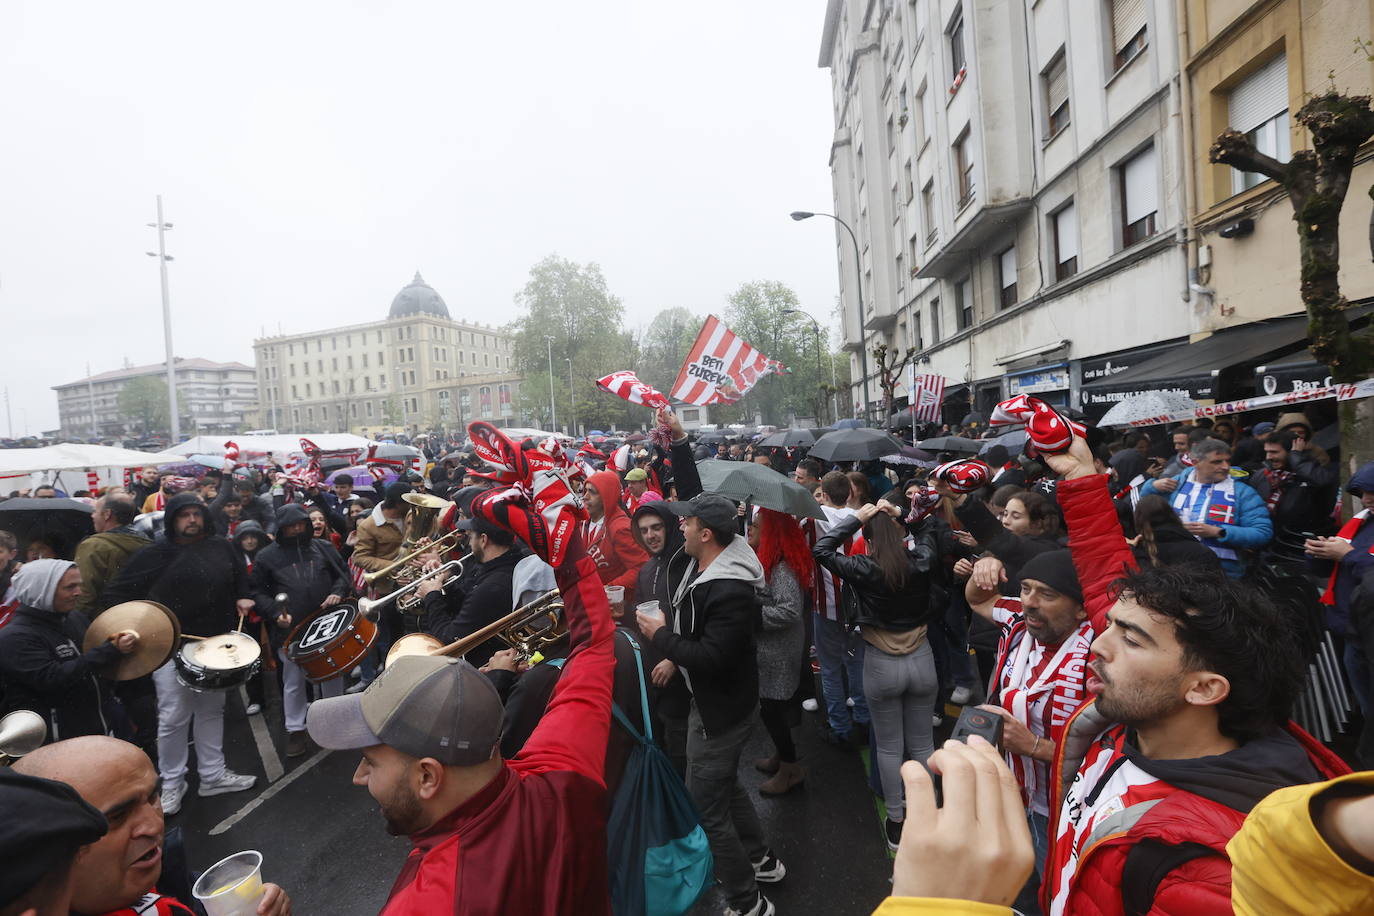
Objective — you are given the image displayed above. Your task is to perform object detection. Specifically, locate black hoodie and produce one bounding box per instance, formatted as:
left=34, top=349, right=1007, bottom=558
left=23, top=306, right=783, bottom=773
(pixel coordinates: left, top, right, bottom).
left=249, top=504, right=351, bottom=650
left=1122, top=727, right=1321, bottom=814
left=630, top=502, right=685, bottom=615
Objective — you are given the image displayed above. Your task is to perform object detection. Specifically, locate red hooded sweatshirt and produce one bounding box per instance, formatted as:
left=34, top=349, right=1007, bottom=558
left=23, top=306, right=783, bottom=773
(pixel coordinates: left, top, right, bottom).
left=582, top=470, right=649, bottom=604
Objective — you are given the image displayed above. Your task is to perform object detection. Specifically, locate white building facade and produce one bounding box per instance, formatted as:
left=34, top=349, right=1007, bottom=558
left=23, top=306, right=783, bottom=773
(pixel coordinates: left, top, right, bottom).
left=819, top=0, right=1207, bottom=422
left=54, top=358, right=257, bottom=438
left=251, top=273, right=525, bottom=436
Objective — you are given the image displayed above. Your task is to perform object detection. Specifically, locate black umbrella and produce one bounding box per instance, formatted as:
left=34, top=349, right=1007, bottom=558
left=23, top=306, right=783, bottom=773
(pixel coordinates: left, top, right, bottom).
left=757, top=428, right=826, bottom=448
left=961, top=411, right=987, bottom=428
left=0, top=498, right=95, bottom=560
left=696, top=430, right=731, bottom=444
left=809, top=428, right=906, bottom=462
left=917, top=435, right=983, bottom=454
left=695, top=460, right=825, bottom=519
left=833, top=418, right=867, bottom=429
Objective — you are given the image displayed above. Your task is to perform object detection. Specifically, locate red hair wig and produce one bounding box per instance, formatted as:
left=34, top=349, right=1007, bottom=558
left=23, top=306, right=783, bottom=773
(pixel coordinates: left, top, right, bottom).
left=753, top=507, right=814, bottom=589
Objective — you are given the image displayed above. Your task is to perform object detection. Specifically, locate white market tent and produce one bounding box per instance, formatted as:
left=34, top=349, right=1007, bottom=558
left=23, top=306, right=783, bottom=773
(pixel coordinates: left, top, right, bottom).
left=0, top=443, right=182, bottom=491
left=156, top=433, right=376, bottom=459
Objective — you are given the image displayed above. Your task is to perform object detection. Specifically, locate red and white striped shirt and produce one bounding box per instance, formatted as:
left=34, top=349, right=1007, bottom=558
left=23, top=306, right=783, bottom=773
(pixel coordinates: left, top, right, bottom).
left=801, top=506, right=864, bottom=622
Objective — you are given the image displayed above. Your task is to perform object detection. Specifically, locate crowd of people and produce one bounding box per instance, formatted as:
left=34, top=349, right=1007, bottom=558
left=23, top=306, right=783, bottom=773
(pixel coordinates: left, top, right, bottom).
left=2, top=399, right=1374, bottom=916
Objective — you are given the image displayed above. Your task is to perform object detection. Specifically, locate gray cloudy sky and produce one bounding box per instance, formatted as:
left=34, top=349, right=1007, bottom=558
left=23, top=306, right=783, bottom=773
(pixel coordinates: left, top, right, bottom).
left=0, top=1, right=840, bottom=435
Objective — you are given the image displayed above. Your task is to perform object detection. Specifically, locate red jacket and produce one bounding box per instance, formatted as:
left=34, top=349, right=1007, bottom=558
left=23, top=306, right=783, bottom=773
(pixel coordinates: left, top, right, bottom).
left=380, top=538, right=615, bottom=916
left=1045, top=474, right=1351, bottom=916
left=584, top=471, right=648, bottom=603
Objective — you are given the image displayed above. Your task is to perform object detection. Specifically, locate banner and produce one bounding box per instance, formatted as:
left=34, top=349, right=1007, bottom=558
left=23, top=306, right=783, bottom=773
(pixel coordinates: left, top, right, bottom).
left=597, top=370, right=670, bottom=409
left=671, top=315, right=787, bottom=406
left=1122, top=377, right=1374, bottom=427
left=499, top=384, right=513, bottom=417
left=479, top=386, right=492, bottom=417
left=910, top=373, right=947, bottom=424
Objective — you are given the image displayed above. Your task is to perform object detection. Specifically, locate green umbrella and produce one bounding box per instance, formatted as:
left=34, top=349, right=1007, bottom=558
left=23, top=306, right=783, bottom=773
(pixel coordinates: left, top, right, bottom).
left=694, top=459, right=825, bottom=520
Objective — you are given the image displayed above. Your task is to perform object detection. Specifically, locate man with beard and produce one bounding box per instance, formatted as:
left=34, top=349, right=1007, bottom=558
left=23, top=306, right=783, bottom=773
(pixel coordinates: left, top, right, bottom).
left=74, top=494, right=149, bottom=614
left=103, top=493, right=258, bottom=816
left=415, top=515, right=523, bottom=669
left=14, top=736, right=292, bottom=916
left=630, top=499, right=690, bottom=774
left=1037, top=438, right=1348, bottom=916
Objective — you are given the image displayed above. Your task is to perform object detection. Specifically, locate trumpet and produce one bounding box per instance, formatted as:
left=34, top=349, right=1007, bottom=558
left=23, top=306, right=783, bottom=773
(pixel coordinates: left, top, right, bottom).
left=359, top=557, right=467, bottom=618
left=361, top=530, right=464, bottom=586
left=384, top=588, right=567, bottom=667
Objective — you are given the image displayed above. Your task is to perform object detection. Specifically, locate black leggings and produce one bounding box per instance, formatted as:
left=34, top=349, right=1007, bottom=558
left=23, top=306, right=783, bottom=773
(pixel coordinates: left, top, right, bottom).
left=759, top=698, right=797, bottom=763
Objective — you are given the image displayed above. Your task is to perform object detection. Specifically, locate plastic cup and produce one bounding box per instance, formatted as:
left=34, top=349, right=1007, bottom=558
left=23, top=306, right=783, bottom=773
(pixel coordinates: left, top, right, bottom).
left=604, top=586, right=624, bottom=605
left=636, top=600, right=665, bottom=624
left=192, top=850, right=264, bottom=916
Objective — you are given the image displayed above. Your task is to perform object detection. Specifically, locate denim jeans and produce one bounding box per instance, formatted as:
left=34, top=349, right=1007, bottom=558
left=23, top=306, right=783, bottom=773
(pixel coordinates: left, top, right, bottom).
left=1013, top=810, right=1051, bottom=916
left=863, top=640, right=937, bottom=821
left=686, top=705, right=768, bottom=910
left=813, top=613, right=870, bottom=735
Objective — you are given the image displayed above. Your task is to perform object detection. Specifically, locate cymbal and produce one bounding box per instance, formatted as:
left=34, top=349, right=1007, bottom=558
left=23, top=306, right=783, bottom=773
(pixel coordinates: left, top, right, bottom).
left=83, top=600, right=181, bottom=681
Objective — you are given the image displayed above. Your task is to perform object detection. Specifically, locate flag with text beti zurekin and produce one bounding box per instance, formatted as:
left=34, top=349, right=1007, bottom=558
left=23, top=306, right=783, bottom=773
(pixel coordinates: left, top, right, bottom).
left=670, top=315, right=787, bottom=406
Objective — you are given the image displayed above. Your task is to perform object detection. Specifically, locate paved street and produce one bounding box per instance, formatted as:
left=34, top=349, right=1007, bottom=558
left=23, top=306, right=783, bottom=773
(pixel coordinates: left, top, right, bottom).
left=173, top=682, right=897, bottom=915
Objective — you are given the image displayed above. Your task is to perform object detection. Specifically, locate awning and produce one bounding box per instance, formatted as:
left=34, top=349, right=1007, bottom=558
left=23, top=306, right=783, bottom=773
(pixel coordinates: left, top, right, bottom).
left=1079, top=313, right=1316, bottom=400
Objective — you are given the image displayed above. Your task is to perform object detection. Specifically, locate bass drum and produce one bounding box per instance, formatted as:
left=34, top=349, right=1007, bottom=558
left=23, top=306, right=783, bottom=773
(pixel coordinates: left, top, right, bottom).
left=384, top=632, right=444, bottom=667
left=175, top=632, right=262, bottom=692
left=286, top=603, right=377, bottom=683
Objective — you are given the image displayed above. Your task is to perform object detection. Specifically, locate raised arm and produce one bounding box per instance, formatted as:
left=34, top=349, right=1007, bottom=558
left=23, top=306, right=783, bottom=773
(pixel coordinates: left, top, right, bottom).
left=659, top=407, right=702, bottom=501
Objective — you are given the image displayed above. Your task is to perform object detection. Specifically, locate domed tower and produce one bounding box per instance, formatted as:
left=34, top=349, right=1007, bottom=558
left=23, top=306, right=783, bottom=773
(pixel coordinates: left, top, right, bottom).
left=388, top=271, right=450, bottom=319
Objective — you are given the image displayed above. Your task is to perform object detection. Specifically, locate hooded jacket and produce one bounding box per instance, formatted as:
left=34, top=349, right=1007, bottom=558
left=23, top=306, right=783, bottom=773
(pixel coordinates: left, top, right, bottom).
left=249, top=505, right=351, bottom=651
left=1139, top=471, right=1273, bottom=577
left=630, top=502, right=685, bottom=613
left=101, top=493, right=249, bottom=637
left=0, top=604, right=121, bottom=741
left=73, top=525, right=151, bottom=613
left=1312, top=461, right=1374, bottom=634
left=652, top=533, right=765, bottom=736
left=583, top=471, right=648, bottom=603
left=233, top=519, right=268, bottom=558
left=814, top=513, right=936, bottom=633
left=1250, top=449, right=1340, bottom=560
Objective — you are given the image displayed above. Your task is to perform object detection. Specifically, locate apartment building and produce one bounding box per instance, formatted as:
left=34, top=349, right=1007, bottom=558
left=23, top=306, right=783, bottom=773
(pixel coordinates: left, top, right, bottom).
left=54, top=358, right=257, bottom=438
left=817, top=0, right=1370, bottom=422
left=252, top=272, right=525, bottom=435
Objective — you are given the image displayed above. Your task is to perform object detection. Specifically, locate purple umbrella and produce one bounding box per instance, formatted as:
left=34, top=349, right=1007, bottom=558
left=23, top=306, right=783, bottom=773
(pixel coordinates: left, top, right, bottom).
left=326, top=466, right=396, bottom=491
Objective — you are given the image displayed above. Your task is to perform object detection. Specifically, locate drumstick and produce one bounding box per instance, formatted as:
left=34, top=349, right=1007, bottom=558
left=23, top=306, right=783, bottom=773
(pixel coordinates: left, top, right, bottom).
left=181, top=634, right=209, bottom=640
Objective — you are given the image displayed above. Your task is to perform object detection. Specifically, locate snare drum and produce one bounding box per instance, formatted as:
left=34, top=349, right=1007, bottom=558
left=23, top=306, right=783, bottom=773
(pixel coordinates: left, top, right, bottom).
left=286, top=603, right=377, bottom=683
left=384, top=632, right=444, bottom=667
left=174, top=632, right=262, bottom=692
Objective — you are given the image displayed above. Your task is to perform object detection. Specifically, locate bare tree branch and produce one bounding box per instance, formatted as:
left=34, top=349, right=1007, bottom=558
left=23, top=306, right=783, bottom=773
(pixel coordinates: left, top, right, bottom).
left=1208, top=129, right=1288, bottom=182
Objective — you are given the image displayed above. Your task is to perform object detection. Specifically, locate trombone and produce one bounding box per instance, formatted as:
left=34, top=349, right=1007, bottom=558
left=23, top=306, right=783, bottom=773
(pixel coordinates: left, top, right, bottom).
left=359, top=557, right=468, bottom=618
left=384, top=588, right=566, bottom=667
left=361, top=530, right=464, bottom=586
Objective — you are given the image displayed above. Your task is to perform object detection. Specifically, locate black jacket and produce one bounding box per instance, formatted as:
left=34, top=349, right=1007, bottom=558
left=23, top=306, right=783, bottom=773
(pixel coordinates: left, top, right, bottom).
left=103, top=493, right=250, bottom=637
left=954, top=497, right=1059, bottom=594
left=1250, top=454, right=1340, bottom=560
left=420, top=545, right=526, bottom=668
left=1131, top=525, right=1223, bottom=571
left=0, top=606, right=121, bottom=742
left=814, top=514, right=935, bottom=633
left=630, top=502, right=690, bottom=717
left=250, top=505, right=352, bottom=650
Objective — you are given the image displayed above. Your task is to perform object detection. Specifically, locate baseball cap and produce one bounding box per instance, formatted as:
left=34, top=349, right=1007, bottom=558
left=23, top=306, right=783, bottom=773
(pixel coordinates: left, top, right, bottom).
left=307, top=654, right=503, bottom=766
left=454, top=515, right=507, bottom=539
left=1252, top=421, right=1276, bottom=435
left=624, top=468, right=648, bottom=482
left=665, top=493, right=737, bottom=529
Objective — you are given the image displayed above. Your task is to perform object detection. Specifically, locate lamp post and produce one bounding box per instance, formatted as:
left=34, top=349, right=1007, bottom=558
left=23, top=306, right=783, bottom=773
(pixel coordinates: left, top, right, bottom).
left=567, top=356, right=576, bottom=437
left=790, top=210, right=871, bottom=421
left=782, top=308, right=833, bottom=425
left=146, top=195, right=180, bottom=443
left=543, top=335, right=557, bottom=432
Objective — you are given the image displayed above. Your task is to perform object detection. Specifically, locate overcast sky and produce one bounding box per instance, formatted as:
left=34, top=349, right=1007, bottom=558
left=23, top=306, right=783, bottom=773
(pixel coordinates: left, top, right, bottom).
left=0, top=1, right=841, bottom=436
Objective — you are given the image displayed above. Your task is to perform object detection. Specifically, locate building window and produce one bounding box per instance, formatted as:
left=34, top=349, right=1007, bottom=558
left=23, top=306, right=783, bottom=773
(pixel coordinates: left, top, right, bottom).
left=1120, top=145, right=1158, bottom=247
left=947, top=6, right=966, bottom=86
left=922, top=181, right=937, bottom=245
left=1044, top=51, right=1070, bottom=139
left=955, top=278, right=973, bottom=330
left=953, top=130, right=974, bottom=208
left=347, top=355, right=353, bottom=370
left=1052, top=203, right=1079, bottom=281
left=914, top=83, right=928, bottom=147
left=332, top=357, right=338, bottom=371
left=317, top=360, right=323, bottom=374
left=289, top=364, right=296, bottom=377
left=1228, top=53, right=1290, bottom=194
left=904, top=161, right=914, bottom=202
left=366, top=401, right=373, bottom=417
left=291, top=385, right=299, bottom=398
left=998, top=247, right=1018, bottom=308
left=1109, top=0, right=1147, bottom=72
left=378, top=352, right=384, bottom=366
left=362, top=354, right=368, bottom=368
left=332, top=381, right=340, bottom=394
left=912, top=310, right=923, bottom=350
left=351, top=404, right=358, bottom=418
left=307, top=407, right=314, bottom=422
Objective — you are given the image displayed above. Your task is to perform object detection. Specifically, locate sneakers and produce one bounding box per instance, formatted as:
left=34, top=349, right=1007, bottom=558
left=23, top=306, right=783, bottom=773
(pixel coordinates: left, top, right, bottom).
left=801, top=698, right=819, bottom=713
left=345, top=680, right=369, bottom=695
left=198, top=770, right=257, bottom=797
left=160, top=781, right=188, bottom=817
left=286, top=731, right=310, bottom=758
left=244, top=703, right=262, bottom=716
left=846, top=696, right=856, bottom=708
left=885, top=817, right=903, bottom=851
left=751, top=850, right=787, bottom=883
left=725, top=892, right=776, bottom=916
left=949, top=685, right=973, bottom=705
left=754, top=755, right=780, bottom=775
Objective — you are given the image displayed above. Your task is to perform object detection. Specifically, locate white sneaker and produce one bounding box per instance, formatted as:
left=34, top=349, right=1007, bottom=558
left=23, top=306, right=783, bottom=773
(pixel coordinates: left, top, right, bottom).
left=846, top=696, right=856, bottom=708
left=346, top=680, right=370, bottom=695
left=949, top=686, right=973, bottom=705
left=160, top=781, right=188, bottom=816
left=724, top=893, right=775, bottom=916
left=244, top=703, right=262, bottom=716
left=801, top=698, right=819, bottom=713
left=198, top=770, right=257, bottom=797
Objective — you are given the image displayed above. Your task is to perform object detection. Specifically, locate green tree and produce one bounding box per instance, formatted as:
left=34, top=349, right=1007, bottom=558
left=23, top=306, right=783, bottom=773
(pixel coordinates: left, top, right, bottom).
left=718, top=281, right=830, bottom=426
left=118, top=375, right=169, bottom=435
left=637, top=307, right=702, bottom=394
left=381, top=395, right=402, bottom=428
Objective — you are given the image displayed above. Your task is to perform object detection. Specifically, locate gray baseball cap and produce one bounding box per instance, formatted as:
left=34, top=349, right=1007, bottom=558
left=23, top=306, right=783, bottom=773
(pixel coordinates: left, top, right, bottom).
left=306, top=654, right=503, bottom=766
left=665, top=493, right=737, bottom=529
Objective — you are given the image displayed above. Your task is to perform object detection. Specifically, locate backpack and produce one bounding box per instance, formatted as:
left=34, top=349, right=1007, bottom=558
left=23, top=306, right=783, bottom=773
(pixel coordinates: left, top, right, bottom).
left=604, top=632, right=713, bottom=916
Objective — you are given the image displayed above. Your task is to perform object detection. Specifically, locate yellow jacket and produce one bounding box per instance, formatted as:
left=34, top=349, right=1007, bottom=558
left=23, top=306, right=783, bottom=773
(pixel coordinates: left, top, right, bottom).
left=871, top=900, right=1009, bottom=916
left=1228, top=770, right=1374, bottom=915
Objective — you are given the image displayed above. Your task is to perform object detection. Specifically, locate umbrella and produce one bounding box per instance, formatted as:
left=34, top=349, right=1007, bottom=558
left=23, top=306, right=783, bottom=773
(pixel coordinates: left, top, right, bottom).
left=694, top=460, right=825, bottom=520
left=587, top=429, right=607, bottom=437
left=917, top=435, right=983, bottom=454
left=1098, top=391, right=1201, bottom=427
left=326, top=466, right=396, bottom=491
left=697, top=430, right=732, bottom=444
left=757, top=428, right=825, bottom=448
left=961, top=412, right=987, bottom=428
left=833, top=418, right=867, bottom=429
left=809, top=428, right=906, bottom=462
left=883, top=445, right=936, bottom=468
left=0, top=498, right=95, bottom=559
left=979, top=430, right=1028, bottom=456
left=625, top=433, right=648, bottom=443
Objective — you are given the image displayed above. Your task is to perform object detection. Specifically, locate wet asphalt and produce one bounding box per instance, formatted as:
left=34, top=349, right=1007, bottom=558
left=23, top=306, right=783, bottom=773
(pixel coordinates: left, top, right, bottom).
left=172, top=682, right=899, bottom=916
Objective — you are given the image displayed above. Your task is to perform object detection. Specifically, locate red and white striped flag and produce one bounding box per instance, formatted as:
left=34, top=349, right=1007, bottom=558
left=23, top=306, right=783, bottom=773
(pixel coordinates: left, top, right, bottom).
left=910, top=373, right=947, bottom=424
left=596, top=371, right=670, bottom=410
left=670, top=315, right=787, bottom=406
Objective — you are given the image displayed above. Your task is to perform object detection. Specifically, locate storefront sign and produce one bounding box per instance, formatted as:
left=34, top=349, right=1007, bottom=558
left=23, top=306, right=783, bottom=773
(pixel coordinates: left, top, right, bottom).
left=1005, top=365, right=1069, bottom=396
left=1256, top=361, right=1332, bottom=396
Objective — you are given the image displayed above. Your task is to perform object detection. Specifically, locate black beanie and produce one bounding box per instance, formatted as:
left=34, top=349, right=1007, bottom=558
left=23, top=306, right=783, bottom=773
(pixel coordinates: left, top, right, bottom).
left=1018, top=549, right=1083, bottom=604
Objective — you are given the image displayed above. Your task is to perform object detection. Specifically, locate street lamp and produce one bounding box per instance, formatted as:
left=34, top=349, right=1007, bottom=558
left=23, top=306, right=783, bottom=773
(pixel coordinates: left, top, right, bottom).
left=543, top=335, right=557, bottom=432
left=567, top=357, right=576, bottom=437
left=781, top=308, right=835, bottom=425
left=146, top=195, right=180, bottom=443
left=790, top=210, right=872, bottom=420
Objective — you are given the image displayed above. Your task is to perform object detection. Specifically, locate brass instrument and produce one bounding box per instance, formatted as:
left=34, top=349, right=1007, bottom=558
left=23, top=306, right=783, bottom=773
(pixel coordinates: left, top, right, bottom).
left=384, top=588, right=567, bottom=667
left=359, top=557, right=467, bottom=617
left=400, top=491, right=451, bottom=548
left=361, top=530, right=464, bottom=587
left=361, top=492, right=459, bottom=608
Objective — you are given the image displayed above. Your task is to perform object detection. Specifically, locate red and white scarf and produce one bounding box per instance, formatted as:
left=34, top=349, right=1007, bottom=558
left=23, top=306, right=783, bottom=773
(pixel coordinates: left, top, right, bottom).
left=992, top=597, right=1093, bottom=815
left=1321, top=509, right=1374, bottom=606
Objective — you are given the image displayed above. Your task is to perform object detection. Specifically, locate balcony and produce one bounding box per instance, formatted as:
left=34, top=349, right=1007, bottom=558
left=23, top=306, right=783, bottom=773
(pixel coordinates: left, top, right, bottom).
left=916, top=197, right=1033, bottom=280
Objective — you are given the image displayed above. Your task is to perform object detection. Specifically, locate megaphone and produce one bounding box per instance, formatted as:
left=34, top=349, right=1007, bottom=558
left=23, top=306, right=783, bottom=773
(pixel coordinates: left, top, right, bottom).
left=0, top=710, right=47, bottom=764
